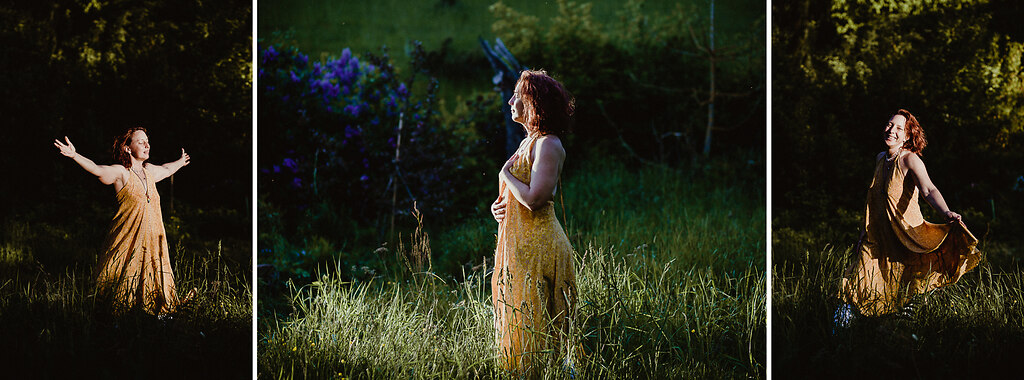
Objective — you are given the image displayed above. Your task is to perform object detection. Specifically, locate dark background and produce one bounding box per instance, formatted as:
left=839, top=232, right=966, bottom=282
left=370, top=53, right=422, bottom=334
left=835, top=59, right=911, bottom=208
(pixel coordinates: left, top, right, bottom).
left=0, top=0, right=252, bottom=270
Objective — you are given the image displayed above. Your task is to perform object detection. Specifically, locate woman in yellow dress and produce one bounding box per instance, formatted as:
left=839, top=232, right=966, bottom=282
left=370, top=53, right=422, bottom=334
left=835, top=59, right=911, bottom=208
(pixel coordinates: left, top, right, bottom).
left=54, top=127, right=191, bottom=315
left=490, top=69, right=578, bottom=374
left=839, top=109, right=981, bottom=319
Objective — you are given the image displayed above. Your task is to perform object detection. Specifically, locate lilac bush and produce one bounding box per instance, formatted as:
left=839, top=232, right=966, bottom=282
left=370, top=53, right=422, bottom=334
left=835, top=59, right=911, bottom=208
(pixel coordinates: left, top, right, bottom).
left=258, top=43, right=460, bottom=228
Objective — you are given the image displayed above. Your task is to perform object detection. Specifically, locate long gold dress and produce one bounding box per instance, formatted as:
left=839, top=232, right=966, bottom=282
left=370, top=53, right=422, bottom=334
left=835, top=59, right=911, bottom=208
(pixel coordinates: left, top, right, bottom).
left=95, top=166, right=180, bottom=315
left=492, top=136, right=578, bottom=374
left=840, top=151, right=981, bottom=316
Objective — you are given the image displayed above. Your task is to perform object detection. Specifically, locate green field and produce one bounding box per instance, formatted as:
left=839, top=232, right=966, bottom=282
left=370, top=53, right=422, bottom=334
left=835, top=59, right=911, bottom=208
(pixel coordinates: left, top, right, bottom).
left=0, top=234, right=252, bottom=378
left=772, top=242, right=1024, bottom=377
left=259, top=156, right=767, bottom=378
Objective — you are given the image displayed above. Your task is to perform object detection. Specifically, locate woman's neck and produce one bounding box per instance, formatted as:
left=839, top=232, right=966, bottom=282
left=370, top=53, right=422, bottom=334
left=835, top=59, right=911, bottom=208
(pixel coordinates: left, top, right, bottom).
left=886, top=145, right=903, bottom=158
left=130, top=158, right=144, bottom=171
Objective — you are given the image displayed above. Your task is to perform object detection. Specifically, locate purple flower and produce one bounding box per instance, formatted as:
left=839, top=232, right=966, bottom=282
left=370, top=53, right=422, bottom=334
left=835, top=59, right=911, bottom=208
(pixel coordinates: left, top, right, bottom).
left=261, top=46, right=278, bottom=64
left=344, top=125, right=360, bottom=139
left=360, top=175, right=369, bottom=181
left=397, top=83, right=409, bottom=97
left=283, top=158, right=298, bottom=170
left=292, top=177, right=303, bottom=188
left=345, top=104, right=360, bottom=117
left=272, top=165, right=281, bottom=173
left=290, top=70, right=300, bottom=83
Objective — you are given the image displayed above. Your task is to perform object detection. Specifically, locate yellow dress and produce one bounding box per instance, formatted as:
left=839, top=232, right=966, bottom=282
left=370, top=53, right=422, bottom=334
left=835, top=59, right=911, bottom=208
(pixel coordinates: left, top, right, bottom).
left=95, top=166, right=180, bottom=315
left=492, top=136, right=578, bottom=374
left=840, top=151, right=981, bottom=316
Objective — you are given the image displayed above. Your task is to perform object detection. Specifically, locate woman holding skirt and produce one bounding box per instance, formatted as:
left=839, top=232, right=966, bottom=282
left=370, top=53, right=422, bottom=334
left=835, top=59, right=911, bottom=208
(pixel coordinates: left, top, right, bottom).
left=54, top=127, right=190, bottom=315
left=839, top=109, right=982, bottom=318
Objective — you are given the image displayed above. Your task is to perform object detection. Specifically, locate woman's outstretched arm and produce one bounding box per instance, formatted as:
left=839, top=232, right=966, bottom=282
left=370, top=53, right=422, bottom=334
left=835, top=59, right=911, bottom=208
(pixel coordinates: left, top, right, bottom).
left=499, top=136, right=563, bottom=211
left=54, top=136, right=124, bottom=186
left=904, top=153, right=962, bottom=222
left=147, top=148, right=191, bottom=183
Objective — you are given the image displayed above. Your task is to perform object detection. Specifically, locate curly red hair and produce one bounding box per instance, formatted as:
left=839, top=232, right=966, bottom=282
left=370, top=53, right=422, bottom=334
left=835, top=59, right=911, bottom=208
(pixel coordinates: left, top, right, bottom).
left=112, top=126, right=148, bottom=168
left=896, top=109, right=927, bottom=154
left=515, top=70, right=575, bottom=136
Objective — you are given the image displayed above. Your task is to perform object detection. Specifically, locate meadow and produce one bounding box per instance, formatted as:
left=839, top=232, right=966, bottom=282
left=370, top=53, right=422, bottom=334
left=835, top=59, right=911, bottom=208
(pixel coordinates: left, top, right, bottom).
left=256, top=0, right=766, bottom=377
left=0, top=209, right=252, bottom=378
left=772, top=241, right=1024, bottom=377
left=259, top=156, right=767, bottom=379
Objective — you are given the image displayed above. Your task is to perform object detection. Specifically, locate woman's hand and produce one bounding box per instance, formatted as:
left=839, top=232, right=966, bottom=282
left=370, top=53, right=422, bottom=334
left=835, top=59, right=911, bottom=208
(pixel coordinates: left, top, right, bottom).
left=945, top=210, right=962, bottom=223
left=54, top=136, right=122, bottom=187
left=499, top=154, right=518, bottom=180
left=179, top=148, right=191, bottom=167
left=54, top=136, right=77, bottom=158
left=491, top=194, right=507, bottom=223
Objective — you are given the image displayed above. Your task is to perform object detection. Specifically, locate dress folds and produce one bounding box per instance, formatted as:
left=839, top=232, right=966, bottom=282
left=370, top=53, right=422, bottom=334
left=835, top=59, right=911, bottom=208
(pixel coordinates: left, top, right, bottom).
left=492, top=136, right=578, bottom=374
left=840, top=151, right=981, bottom=316
left=95, top=166, right=179, bottom=315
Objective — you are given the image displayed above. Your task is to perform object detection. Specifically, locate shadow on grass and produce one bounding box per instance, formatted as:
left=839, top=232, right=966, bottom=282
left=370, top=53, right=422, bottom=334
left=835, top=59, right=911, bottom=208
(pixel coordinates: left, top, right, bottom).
left=0, top=252, right=251, bottom=378
left=773, top=244, right=1024, bottom=378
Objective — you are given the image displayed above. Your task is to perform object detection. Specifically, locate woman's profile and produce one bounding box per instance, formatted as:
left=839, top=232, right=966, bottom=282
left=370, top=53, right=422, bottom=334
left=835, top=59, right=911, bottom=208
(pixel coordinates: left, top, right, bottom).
left=490, top=69, right=579, bottom=374
left=839, top=109, right=982, bottom=319
left=54, top=127, right=191, bottom=315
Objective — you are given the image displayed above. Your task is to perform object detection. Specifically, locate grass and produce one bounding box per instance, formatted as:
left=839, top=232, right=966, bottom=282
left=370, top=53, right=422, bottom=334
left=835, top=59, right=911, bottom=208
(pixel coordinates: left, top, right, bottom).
left=258, top=155, right=766, bottom=378
left=772, top=243, right=1024, bottom=377
left=0, top=222, right=252, bottom=378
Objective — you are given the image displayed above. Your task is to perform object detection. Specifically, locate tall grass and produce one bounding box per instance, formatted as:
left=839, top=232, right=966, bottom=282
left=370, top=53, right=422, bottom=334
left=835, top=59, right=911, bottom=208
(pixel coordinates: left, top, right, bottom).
left=773, top=244, right=1024, bottom=377
left=0, top=239, right=252, bottom=378
left=259, top=157, right=766, bottom=378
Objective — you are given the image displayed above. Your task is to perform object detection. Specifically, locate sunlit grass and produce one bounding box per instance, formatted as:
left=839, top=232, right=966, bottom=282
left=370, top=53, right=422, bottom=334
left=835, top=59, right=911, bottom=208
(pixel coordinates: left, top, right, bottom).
left=259, top=158, right=766, bottom=378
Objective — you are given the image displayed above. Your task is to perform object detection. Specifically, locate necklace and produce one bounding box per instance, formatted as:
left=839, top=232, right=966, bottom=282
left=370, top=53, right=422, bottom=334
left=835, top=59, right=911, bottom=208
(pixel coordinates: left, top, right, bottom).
left=132, top=167, right=150, bottom=203
left=886, top=148, right=902, bottom=162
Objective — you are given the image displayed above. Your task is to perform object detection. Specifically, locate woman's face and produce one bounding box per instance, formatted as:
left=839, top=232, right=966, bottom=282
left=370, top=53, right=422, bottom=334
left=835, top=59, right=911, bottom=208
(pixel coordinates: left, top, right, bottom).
left=508, top=88, right=526, bottom=125
left=884, top=114, right=907, bottom=148
left=126, top=130, right=151, bottom=161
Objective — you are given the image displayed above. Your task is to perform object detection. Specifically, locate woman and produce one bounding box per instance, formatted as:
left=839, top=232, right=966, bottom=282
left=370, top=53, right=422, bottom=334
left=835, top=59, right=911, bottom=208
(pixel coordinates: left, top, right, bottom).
left=839, top=109, right=981, bottom=318
left=54, top=127, right=191, bottom=315
left=490, top=70, right=578, bottom=374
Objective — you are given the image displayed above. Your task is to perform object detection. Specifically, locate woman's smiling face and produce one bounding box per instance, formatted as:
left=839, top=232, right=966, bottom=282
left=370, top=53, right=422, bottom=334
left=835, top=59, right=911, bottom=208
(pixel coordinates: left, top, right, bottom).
left=884, top=114, right=907, bottom=148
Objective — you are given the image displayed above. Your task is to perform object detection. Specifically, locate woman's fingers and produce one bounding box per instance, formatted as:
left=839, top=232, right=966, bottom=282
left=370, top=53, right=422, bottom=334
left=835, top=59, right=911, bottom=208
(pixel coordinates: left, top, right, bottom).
left=946, top=211, right=962, bottom=223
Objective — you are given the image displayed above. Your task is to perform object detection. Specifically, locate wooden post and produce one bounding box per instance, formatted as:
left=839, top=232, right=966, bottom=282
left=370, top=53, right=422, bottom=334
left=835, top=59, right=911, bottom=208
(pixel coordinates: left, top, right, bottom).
left=703, top=0, right=716, bottom=156
left=388, top=113, right=404, bottom=247
left=480, top=38, right=526, bottom=157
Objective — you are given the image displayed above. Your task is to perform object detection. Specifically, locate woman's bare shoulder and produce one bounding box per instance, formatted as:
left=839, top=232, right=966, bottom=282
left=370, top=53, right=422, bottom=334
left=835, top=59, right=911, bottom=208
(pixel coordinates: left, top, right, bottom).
left=901, top=151, right=924, bottom=167
left=536, top=135, right=565, bottom=155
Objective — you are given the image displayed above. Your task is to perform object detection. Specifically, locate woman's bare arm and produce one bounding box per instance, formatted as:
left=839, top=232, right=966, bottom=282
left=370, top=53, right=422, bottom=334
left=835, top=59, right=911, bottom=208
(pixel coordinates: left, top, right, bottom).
left=148, top=148, right=191, bottom=183
left=499, top=136, right=563, bottom=211
left=903, top=153, right=961, bottom=222
left=54, top=136, right=124, bottom=186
